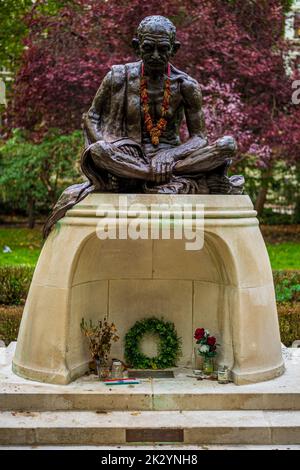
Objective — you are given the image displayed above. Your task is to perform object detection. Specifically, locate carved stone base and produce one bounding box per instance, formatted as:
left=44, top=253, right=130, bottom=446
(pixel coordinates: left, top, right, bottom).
left=13, top=194, right=284, bottom=385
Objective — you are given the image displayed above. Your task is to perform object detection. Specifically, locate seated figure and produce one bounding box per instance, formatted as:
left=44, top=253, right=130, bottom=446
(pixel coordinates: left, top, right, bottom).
left=44, top=15, right=244, bottom=237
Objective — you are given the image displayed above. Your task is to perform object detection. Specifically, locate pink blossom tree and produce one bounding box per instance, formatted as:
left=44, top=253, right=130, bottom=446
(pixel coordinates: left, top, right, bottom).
left=5, top=0, right=300, bottom=213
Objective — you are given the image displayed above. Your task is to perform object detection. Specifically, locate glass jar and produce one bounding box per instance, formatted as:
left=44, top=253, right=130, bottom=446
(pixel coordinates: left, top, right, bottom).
left=193, top=346, right=203, bottom=371
left=95, top=358, right=110, bottom=380
left=218, top=365, right=230, bottom=384
left=111, top=360, right=123, bottom=379
left=202, top=356, right=214, bottom=375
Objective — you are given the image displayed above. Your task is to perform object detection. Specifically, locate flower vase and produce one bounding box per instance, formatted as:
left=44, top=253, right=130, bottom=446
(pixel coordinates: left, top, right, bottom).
left=193, top=347, right=203, bottom=371
left=202, top=356, right=214, bottom=375
left=95, top=358, right=110, bottom=380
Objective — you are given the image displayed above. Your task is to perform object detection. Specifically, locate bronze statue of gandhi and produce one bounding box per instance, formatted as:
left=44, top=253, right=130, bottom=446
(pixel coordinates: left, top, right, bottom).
left=44, top=15, right=244, bottom=237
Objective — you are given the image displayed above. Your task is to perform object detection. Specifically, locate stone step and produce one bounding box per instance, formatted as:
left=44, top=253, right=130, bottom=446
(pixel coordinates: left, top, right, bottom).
left=1, top=385, right=300, bottom=412
left=1, top=345, right=300, bottom=412
left=1, top=345, right=300, bottom=413
left=0, top=410, right=300, bottom=446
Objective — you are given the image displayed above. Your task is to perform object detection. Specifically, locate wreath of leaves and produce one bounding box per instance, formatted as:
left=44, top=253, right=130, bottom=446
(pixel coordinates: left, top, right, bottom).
left=124, top=317, right=182, bottom=369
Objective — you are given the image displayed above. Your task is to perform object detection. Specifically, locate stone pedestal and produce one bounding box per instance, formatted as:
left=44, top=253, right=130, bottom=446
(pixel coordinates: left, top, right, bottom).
left=12, top=194, right=284, bottom=385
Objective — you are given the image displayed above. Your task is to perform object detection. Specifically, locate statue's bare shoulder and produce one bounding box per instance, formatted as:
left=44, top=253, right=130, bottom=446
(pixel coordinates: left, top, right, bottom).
left=171, top=66, right=203, bottom=110
left=170, top=65, right=204, bottom=137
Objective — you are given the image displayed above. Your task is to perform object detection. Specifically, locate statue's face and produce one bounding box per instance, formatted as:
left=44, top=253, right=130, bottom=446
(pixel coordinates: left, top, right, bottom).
left=139, top=32, right=173, bottom=72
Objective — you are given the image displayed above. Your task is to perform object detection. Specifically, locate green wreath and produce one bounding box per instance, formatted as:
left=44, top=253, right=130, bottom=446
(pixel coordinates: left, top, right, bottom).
left=124, top=317, right=182, bottom=369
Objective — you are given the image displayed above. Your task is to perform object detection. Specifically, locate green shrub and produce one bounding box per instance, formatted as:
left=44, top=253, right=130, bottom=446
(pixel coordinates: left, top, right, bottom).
left=278, top=303, right=300, bottom=347
left=0, top=265, right=34, bottom=305
left=0, top=314, right=21, bottom=346
left=0, top=306, right=23, bottom=346
left=259, top=208, right=293, bottom=226
left=0, top=129, right=83, bottom=226
left=273, top=271, right=300, bottom=303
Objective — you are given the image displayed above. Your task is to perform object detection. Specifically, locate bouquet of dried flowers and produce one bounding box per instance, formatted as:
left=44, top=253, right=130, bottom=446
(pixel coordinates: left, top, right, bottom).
left=80, top=317, right=119, bottom=362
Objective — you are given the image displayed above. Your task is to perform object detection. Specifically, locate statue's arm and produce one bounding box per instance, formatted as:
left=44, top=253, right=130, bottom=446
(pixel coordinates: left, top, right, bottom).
left=181, top=77, right=207, bottom=143
left=82, top=71, right=112, bottom=144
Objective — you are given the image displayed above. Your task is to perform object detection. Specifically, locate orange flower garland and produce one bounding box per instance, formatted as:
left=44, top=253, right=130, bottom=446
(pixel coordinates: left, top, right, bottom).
left=140, top=62, right=171, bottom=146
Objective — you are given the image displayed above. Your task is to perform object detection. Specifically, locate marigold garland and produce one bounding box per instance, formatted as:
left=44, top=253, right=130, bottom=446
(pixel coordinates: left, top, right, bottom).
left=140, top=62, right=171, bottom=146
left=124, top=317, right=182, bottom=369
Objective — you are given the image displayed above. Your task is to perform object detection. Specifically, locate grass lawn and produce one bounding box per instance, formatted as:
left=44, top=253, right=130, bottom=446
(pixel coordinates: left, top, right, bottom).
left=0, top=227, right=299, bottom=270
left=0, top=228, right=42, bottom=266
left=266, top=242, right=300, bottom=270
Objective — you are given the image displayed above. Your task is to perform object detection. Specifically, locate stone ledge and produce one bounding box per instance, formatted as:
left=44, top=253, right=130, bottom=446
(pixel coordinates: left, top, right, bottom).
left=1, top=344, right=300, bottom=412
left=0, top=410, right=300, bottom=445
left=65, top=193, right=258, bottom=222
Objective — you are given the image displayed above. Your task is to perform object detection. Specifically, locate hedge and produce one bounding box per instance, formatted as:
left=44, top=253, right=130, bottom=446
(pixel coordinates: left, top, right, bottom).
left=278, top=303, right=300, bottom=347
left=0, top=266, right=299, bottom=347
left=1, top=266, right=299, bottom=306
left=0, top=304, right=299, bottom=348
left=0, top=305, right=23, bottom=345
left=0, top=265, right=34, bottom=305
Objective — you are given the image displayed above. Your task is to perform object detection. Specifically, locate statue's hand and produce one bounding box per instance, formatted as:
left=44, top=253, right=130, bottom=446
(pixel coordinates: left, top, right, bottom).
left=150, top=152, right=175, bottom=184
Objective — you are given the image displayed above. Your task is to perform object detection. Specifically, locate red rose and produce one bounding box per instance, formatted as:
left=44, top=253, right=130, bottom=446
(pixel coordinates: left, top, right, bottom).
left=207, top=336, right=216, bottom=346
left=194, top=328, right=205, bottom=340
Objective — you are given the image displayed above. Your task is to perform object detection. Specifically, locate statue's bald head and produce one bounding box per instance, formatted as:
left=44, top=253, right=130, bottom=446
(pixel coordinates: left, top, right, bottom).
left=133, top=16, right=180, bottom=71
left=137, top=16, right=176, bottom=44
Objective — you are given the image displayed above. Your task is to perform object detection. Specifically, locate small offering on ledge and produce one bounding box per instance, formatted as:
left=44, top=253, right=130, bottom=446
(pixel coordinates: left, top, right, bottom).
left=104, top=379, right=140, bottom=386
left=218, top=365, right=231, bottom=384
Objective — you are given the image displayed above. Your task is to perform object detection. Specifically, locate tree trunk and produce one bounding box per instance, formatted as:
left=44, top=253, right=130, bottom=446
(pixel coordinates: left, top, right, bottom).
left=255, top=169, right=272, bottom=216
left=28, top=198, right=35, bottom=229
left=293, top=166, right=300, bottom=223
left=255, top=186, right=268, bottom=216
left=294, top=196, right=300, bottom=224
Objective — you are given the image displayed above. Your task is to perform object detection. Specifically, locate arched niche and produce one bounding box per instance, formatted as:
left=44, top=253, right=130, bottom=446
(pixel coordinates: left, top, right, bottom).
left=66, top=229, right=238, bottom=373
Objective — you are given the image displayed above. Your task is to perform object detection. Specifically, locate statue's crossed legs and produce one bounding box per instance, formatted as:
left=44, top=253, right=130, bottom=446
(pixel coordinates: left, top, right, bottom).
left=43, top=136, right=244, bottom=237
left=89, top=136, right=244, bottom=194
